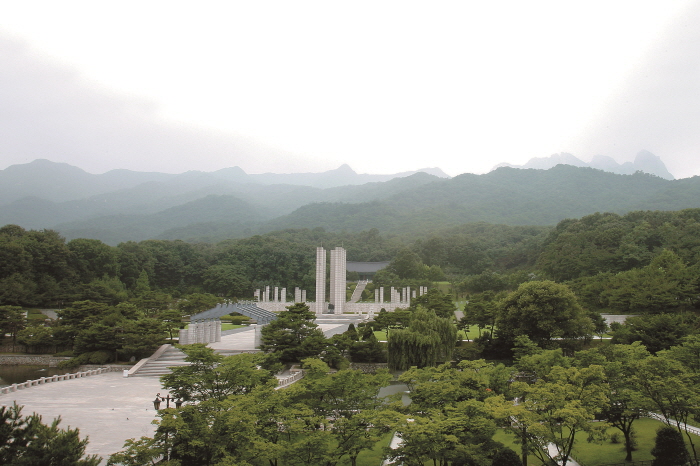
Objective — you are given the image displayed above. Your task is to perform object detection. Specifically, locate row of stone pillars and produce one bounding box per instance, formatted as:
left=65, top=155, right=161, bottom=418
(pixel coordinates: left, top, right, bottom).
left=178, top=319, right=222, bottom=345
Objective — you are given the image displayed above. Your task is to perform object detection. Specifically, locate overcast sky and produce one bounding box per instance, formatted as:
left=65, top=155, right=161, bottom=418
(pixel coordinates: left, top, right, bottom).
left=0, top=1, right=698, bottom=178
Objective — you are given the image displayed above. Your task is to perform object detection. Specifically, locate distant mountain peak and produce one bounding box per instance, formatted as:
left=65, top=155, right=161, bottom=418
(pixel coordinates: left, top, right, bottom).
left=333, top=163, right=356, bottom=174
left=493, top=150, right=674, bottom=180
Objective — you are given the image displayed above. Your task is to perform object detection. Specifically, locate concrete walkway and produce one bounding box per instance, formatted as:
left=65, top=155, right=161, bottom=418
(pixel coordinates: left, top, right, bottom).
left=0, top=323, right=352, bottom=462
left=1, top=371, right=164, bottom=462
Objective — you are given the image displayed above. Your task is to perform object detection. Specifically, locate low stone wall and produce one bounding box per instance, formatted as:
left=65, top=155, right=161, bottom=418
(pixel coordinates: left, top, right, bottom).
left=0, top=355, right=71, bottom=367
left=276, top=370, right=305, bottom=389
left=0, top=367, right=117, bottom=395
left=76, top=365, right=130, bottom=373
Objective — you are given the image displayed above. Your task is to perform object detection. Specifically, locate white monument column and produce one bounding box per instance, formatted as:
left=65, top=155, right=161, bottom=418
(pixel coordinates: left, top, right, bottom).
left=329, top=247, right=346, bottom=314
left=315, top=247, right=326, bottom=314
left=178, top=329, right=188, bottom=345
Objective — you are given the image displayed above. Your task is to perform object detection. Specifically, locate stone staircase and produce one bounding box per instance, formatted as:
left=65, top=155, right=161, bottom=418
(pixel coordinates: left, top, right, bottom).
left=349, top=280, right=369, bottom=303
left=128, top=345, right=189, bottom=377
left=128, top=345, right=262, bottom=377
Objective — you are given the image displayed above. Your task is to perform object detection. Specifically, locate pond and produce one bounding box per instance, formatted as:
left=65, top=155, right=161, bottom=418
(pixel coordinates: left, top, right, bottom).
left=378, top=381, right=411, bottom=406
left=0, top=365, right=73, bottom=388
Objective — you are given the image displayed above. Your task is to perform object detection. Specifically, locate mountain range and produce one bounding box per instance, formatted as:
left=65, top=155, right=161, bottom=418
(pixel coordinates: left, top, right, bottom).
left=493, top=150, right=675, bottom=180
left=1, top=154, right=697, bottom=245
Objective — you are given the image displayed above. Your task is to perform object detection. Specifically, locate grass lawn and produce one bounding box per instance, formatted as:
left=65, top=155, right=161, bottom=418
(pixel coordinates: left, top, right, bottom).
left=353, top=431, right=394, bottom=466
left=494, top=417, right=700, bottom=465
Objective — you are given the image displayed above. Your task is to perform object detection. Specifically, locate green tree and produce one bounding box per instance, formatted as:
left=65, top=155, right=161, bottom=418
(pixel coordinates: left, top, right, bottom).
left=651, top=426, right=690, bottom=466
left=610, top=313, right=699, bottom=354
left=601, top=250, right=697, bottom=314
left=0, top=305, right=26, bottom=346
left=348, top=334, right=387, bottom=363
left=0, top=403, right=100, bottom=466
left=290, top=359, right=397, bottom=466
left=491, top=447, right=523, bottom=466
left=494, top=365, right=609, bottom=466
left=391, top=399, right=499, bottom=466
left=388, top=307, right=457, bottom=371
left=202, top=264, right=251, bottom=297
left=16, top=325, right=54, bottom=353
left=634, top=355, right=700, bottom=464
left=260, top=303, right=327, bottom=364
left=67, top=238, right=119, bottom=283
left=161, top=345, right=273, bottom=403
left=387, top=248, right=424, bottom=279
left=576, top=342, right=650, bottom=462
left=176, top=293, right=219, bottom=317
left=159, top=308, right=183, bottom=342
left=497, top=281, right=594, bottom=348
left=371, top=308, right=411, bottom=339
left=408, top=288, right=456, bottom=318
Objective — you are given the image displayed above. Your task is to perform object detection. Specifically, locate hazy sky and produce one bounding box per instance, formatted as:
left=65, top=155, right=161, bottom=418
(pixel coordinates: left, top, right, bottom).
left=1, top=1, right=698, bottom=178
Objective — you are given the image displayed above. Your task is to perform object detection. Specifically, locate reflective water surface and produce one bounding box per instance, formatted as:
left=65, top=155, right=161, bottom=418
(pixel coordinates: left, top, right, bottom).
left=0, top=365, right=72, bottom=387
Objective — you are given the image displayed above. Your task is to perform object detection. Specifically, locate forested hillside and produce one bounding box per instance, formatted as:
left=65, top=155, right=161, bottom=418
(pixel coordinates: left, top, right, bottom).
left=3, top=207, right=700, bottom=311
left=3, top=159, right=700, bottom=245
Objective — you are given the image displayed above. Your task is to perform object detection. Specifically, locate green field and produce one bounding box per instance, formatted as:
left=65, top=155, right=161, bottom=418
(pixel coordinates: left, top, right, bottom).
left=494, top=417, right=700, bottom=465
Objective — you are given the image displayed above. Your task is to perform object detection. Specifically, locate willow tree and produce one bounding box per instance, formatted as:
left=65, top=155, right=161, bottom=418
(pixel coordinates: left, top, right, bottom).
left=388, top=307, right=457, bottom=371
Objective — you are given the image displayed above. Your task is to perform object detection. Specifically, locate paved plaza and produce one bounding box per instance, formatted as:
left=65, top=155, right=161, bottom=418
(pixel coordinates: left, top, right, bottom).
left=1, top=323, right=351, bottom=462
left=1, top=371, right=164, bottom=462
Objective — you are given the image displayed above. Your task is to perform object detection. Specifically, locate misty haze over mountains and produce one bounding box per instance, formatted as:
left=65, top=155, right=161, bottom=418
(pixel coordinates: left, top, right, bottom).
left=0, top=152, right=695, bottom=245
left=494, top=150, right=675, bottom=180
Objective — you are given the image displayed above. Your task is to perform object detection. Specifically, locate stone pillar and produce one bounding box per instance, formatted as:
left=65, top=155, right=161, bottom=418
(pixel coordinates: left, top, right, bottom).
left=197, top=321, right=206, bottom=343
left=274, top=287, right=279, bottom=302
left=295, top=287, right=301, bottom=303
left=204, top=320, right=213, bottom=344
left=254, top=324, right=263, bottom=348
left=188, top=322, right=197, bottom=344
left=379, top=287, right=384, bottom=304
left=301, top=290, right=307, bottom=302
left=265, top=286, right=270, bottom=302
left=281, top=288, right=286, bottom=303
left=315, top=247, right=326, bottom=314
left=215, top=320, right=221, bottom=342
left=329, top=247, right=346, bottom=314
left=178, top=328, right=188, bottom=345
left=209, top=319, right=217, bottom=342
left=254, top=289, right=260, bottom=301
left=412, top=290, right=416, bottom=299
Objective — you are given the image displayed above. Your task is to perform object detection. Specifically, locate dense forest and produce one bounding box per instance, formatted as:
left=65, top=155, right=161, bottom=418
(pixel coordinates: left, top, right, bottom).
left=6, top=207, right=700, bottom=464
left=3, top=207, right=700, bottom=311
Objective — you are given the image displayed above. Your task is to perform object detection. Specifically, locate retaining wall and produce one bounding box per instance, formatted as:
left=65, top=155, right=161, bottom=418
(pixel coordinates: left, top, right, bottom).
left=0, top=355, right=71, bottom=367
left=349, top=363, right=390, bottom=373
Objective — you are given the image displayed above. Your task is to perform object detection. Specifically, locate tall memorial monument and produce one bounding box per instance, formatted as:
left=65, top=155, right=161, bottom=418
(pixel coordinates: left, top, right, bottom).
left=329, top=247, right=347, bottom=314
left=315, top=247, right=327, bottom=314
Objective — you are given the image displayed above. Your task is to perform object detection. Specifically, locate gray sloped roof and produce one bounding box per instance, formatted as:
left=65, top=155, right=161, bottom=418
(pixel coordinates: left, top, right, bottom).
left=346, top=261, right=389, bottom=273
left=190, top=302, right=277, bottom=324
